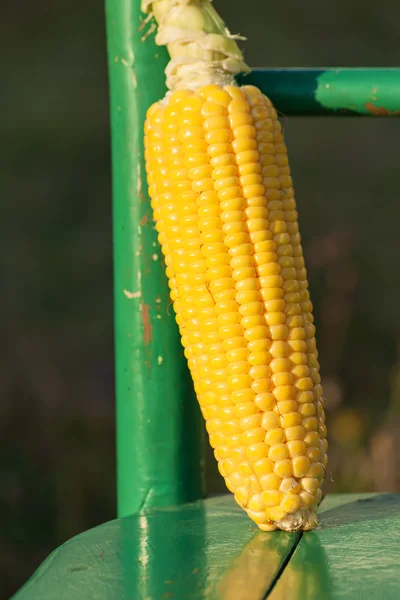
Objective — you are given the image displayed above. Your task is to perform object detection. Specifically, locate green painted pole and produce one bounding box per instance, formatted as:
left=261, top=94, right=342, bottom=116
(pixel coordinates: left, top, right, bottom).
left=238, top=68, right=400, bottom=116
left=105, top=0, right=204, bottom=518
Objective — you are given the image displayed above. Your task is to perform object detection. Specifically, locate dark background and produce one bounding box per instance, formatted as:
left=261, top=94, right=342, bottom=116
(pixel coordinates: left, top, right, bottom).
left=2, top=1, right=400, bottom=597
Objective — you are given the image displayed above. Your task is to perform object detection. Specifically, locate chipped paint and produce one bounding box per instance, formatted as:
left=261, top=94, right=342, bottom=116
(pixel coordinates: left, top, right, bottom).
left=365, top=102, right=400, bottom=116
left=121, top=58, right=129, bottom=66
left=137, top=163, right=142, bottom=198
left=140, top=215, right=149, bottom=226
left=155, top=296, right=161, bottom=303
left=140, top=303, right=153, bottom=346
left=157, top=356, right=163, bottom=365
left=152, top=253, right=159, bottom=261
left=123, top=289, right=141, bottom=299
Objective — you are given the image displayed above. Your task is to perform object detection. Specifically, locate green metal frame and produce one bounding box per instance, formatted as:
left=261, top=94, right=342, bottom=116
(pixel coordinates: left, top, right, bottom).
left=106, top=0, right=400, bottom=519
left=239, top=68, right=400, bottom=116
left=106, top=0, right=204, bottom=519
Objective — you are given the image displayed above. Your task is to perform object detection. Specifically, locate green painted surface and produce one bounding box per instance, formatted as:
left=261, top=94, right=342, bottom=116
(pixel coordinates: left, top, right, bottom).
left=105, top=0, right=204, bottom=518
left=238, top=68, right=400, bottom=116
left=12, top=494, right=400, bottom=599
left=270, top=493, right=400, bottom=600
left=12, top=495, right=298, bottom=600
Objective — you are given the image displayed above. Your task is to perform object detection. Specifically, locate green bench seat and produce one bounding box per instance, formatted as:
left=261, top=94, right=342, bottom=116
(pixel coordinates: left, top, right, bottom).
left=13, top=493, right=400, bottom=600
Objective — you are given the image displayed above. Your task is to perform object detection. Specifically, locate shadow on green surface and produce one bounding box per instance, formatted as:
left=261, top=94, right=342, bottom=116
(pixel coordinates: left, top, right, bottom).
left=319, top=493, right=400, bottom=529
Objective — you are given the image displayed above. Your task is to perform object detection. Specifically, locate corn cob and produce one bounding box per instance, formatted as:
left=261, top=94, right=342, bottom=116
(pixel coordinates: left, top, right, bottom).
left=143, top=0, right=327, bottom=531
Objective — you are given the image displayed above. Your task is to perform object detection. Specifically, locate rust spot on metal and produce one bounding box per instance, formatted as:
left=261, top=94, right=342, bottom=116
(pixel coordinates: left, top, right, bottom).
left=140, top=215, right=149, bottom=226
left=140, top=303, right=153, bottom=346
left=365, top=102, right=400, bottom=116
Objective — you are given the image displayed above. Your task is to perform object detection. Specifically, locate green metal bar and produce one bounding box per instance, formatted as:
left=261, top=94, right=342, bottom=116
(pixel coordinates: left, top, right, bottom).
left=105, top=0, right=204, bottom=519
left=238, top=68, right=400, bottom=116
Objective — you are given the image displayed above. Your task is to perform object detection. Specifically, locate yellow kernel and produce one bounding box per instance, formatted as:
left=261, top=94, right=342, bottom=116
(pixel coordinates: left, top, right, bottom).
left=259, top=275, right=283, bottom=288
left=281, top=493, right=301, bottom=513
left=249, top=365, right=272, bottom=380
left=306, top=462, right=324, bottom=479
left=265, top=428, right=285, bottom=445
left=232, top=389, right=256, bottom=404
left=242, top=427, right=265, bottom=445
left=299, top=403, right=316, bottom=417
left=260, top=288, right=284, bottom=302
left=240, top=414, right=262, bottom=430
left=262, top=489, right=283, bottom=507
left=304, top=431, right=320, bottom=447
left=248, top=493, right=264, bottom=512
left=247, top=338, right=272, bottom=353
left=281, top=412, right=302, bottom=428
left=273, top=386, right=296, bottom=403
left=301, top=477, right=319, bottom=494
left=264, top=299, right=285, bottom=313
left=303, top=417, right=318, bottom=431
left=300, top=491, right=315, bottom=508
left=251, top=474, right=263, bottom=494
left=274, top=459, right=293, bottom=478
left=257, top=262, right=281, bottom=277
left=287, top=440, right=307, bottom=458
left=280, top=478, right=301, bottom=494
left=201, top=100, right=226, bottom=117
left=272, top=372, right=294, bottom=387
left=293, top=456, right=311, bottom=478
left=220, top=459, right=236, bottom=476
left=228, top=97, right=250, bottom=113
left=255, top=392, right=275, bottom=412
left=265, top=312, right=286, bottom=327
left=268, top=443, right=288, bottom=462
left=256, top=470, right=279, bottom=493
left=285, top=425, right=306, bottom=441
left=306, top=447, right=320, bottom=462
left=269, top=341, right=290, bottom=358
left=270, top=358, right=292, bottom=373
left=319, top=423, right=328, bottom=439
left=229, top=374, right=252, bottom=391
left=253, top=458, right=274, bottom=476
left=241, top=314, right=265, bottom=329
left=238, top=461, right=254, bottom=477
left=225, top=346, right=249, bottom=361
left=276, top=399, right=298, bottom=414
left=266, top=506, right=286, bottom=521
left=246, top=442, right=269, bottom=461
left=296, top=377, right=313, bottom=391
left=288, top=327, right=305, bottom=341
left=251, top=378, right=274, bottom=394
left=248, top=351, right=272, bottom=366
left=231, top=446, right=247, bottom=462
left=234, top=124, right=257, bottom=140
left=234, top=487, right=250, bottom=507
left=297, top=391, right=314, bottom=404
left=261, top=411, right=280, bottom=430
left=270, top=324, right=289, bottom=340
left=292, top=365, right=310, bottom=378
left=234, top=402, right=259, bottom=418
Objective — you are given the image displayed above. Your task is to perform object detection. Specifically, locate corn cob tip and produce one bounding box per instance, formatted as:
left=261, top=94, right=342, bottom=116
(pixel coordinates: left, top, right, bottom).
left=141, top=0, right=249, bottom=90
left=275, top=509, right=318, bottom=532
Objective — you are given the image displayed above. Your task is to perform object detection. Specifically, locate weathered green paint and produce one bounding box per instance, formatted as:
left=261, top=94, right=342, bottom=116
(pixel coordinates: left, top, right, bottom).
left=11, top=495, right=299, bottom=600
left=238, top=68, right=400, bottom=116
left=105, top=0, right=204, bottom=518
left=270, top=493, right=400, bottom=600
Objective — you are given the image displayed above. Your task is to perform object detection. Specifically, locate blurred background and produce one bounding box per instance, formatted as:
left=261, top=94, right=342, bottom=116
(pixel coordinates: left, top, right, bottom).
left=1, top=0, right=400, bottom=597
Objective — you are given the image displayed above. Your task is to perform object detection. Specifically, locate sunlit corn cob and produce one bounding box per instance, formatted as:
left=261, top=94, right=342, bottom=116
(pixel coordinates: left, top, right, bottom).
left=143, top=0, right=327, bottom=532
